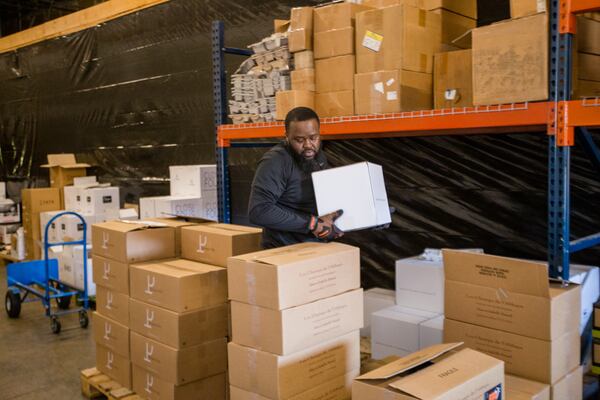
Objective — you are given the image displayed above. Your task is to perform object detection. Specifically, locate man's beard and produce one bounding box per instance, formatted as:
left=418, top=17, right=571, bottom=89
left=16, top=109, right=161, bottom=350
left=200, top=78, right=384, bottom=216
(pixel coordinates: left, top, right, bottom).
left=288, top=144, right=324, bottom=174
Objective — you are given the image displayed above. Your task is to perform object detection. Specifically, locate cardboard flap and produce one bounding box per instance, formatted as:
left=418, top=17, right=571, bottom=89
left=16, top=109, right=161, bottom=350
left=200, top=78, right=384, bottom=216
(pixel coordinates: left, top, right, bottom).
left=41, top=153, right=91, bottom=168
left=451, top=29, right=472, bottom=49
left=164, top=259, right=223, bottom=274
left=231, top=242, right=354, bottom=266
left=96, top=220, right=166, bottom=232
left=443, top=250, right=550, bottom=297
left=133, top=263, right=197, bottom=277
left=357, top=343, right=463, bottom=380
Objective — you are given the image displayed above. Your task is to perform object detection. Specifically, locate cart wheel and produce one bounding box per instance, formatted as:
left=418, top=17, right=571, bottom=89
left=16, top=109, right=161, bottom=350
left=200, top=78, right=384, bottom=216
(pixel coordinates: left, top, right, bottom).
left=51, top=316, right=61, bottom=334
left=79, top=310, right=89, bottom=329
left=5, top=290, right=21, bottom=318
left=56, top=295, right=71, bottom=310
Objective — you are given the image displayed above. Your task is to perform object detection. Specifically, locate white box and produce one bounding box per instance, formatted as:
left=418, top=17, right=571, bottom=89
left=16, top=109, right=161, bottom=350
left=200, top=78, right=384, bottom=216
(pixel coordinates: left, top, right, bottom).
left=312, top=162, right=391, bottom=232
left=154, top=194, right=218, bottom=220
left=58, top=253, right=75, bottom=287
left=395, top=255, right=445, bottom=314
left=362, top=288, right=395, bottom=337
left=73, top=176, right=97, bottom=186
left=82, top=187, right=119, bottom=216
left=73, top=254, right=95, bottom=295
left=371, top=305, right=438, bottom=357
left=420, top=314, right=444, bottom=349
left=119, top=208, right=138, bottom=221
left=40, top=211, right=63, bottom=243
left=139, top=196, right=170, bottom=219
left=570, top=264, right=600, bottom=334
left=169, top=165, right=217, bottom=197
left=63, top=186, right=82, bottom=212
left=58, top=214, right=96, bottom=243
left=371, top=342, right=411, bottom=360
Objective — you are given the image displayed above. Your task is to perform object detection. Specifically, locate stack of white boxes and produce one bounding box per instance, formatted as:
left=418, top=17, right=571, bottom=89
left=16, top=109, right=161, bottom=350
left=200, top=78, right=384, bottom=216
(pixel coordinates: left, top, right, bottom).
left=139, top=165, right=218, bottom=221
left=227, top=242, right=364, bottom=399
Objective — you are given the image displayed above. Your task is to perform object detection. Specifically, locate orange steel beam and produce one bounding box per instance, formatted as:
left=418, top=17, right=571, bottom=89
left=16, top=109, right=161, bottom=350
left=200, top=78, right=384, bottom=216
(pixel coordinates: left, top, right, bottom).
left=560, top=0, right=600, bottom=33
left=555, top=99, right=600, bottom=146
left=217, top=102, right=551, bottom=147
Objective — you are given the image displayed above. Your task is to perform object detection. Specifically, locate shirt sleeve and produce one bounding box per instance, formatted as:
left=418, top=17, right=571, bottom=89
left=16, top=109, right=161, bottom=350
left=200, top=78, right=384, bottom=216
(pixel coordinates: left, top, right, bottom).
left=248, top=153, right=312, bottom=233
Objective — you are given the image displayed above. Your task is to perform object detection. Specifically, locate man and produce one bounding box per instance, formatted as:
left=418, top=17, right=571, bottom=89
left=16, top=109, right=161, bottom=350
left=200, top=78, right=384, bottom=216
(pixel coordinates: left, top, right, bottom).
left=248, top=107, right=343, bottom=249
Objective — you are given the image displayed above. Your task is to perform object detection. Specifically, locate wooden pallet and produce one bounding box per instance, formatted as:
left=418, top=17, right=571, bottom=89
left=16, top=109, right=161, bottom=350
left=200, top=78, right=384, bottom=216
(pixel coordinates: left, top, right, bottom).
left=80, top=368, right=142, bottom=400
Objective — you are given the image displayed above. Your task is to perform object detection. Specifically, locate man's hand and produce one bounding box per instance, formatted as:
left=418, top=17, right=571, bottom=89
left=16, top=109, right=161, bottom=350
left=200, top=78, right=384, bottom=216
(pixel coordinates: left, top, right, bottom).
left=309, top=210, right=344, bottom=240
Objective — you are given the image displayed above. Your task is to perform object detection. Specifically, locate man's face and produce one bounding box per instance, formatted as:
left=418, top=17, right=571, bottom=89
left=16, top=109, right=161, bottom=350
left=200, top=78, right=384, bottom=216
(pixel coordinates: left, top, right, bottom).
left=286, top=119, right=321, bottom=160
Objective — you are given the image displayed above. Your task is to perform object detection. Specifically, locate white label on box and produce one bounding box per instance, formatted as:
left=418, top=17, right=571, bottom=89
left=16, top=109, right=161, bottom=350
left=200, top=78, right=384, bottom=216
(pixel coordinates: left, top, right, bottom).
left=374, top=82, right=384, bottom=94
left=537, top=0, right=546, bottom=12
left=386, top=78, right=395, bottom=87
left=444, top=89, right=458, bottom=101
left=386, top=91, right=398, bottom=101
left=362, top=30, right=383, bottom=52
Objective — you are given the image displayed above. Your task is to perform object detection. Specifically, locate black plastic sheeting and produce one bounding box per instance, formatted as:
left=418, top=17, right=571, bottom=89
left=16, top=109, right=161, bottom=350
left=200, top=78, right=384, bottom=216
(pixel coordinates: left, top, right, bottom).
left=1, top=0, right=599, bottom=289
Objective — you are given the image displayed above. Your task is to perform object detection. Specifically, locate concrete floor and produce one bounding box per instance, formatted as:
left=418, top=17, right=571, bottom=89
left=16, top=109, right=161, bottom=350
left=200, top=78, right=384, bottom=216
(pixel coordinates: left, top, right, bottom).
left=0, top=264, right=95, bottom=400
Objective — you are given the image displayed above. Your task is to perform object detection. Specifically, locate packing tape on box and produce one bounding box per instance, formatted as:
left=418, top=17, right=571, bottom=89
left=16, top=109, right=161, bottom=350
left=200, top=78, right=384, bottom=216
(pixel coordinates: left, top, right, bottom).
left=250, top=306, right=261, bottom=345
left=246, top=265, right=257, bottom=304
left=246, top=349, right=258, bottom=387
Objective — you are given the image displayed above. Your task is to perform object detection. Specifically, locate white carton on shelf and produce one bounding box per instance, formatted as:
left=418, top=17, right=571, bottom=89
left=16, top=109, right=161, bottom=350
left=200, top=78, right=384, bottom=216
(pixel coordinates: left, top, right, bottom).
left=139, top=196, right=170, bottom=219
left=570, top=264, right=600, bottom=334
left=312, top=162, right=391, bottom=232
left=362, top=288, right=395, bottom=337
left=82, top=186, right=119, bottom=216
left=420, top=314, right=444, bottom=349
left=154, top=194, right=218, bottom=221
left=395, top=254, right=445, bottom=314
left=40, top=211, right=64, bottom=243
left=169, top=165, right=217, bottom=197
left=58, top=214, right=96, bottom=243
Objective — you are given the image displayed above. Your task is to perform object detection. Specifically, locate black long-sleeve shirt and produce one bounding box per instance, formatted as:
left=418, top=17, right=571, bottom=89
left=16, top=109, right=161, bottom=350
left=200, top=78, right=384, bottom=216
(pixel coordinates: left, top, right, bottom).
left=248, top=142, right=328, bottom=249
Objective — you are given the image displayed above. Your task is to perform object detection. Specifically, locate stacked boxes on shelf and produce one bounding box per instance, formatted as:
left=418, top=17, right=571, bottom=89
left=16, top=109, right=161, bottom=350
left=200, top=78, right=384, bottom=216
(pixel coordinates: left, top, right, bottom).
left=227, top=242, right=363, bottom=399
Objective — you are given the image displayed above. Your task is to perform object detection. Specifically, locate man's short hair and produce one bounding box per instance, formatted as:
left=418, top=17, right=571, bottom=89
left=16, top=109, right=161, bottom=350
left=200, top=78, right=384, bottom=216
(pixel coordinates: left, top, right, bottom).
left=284, top=107, right=320, bottom=132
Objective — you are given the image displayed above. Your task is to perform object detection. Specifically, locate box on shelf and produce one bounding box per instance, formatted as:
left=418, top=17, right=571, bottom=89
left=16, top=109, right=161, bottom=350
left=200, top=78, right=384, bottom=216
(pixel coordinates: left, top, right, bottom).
left=578, top=16, right=600, bottom=55
left=312, top=162, right=391, bottom=232
left=228, top=242, right=360, bottom=309
left=314, top=27, right=354, bottom=59
left=434, top=49, right=472, bottom=109
left=93, top=312, right=130, bottom=358
left=21, top=188, right=61, bottom=214
left=395, top=253, right=444, bottom=314
left=132, top=365, right=226, bottom=400
left=577, top=52, right=600, bottom=82
left=92, top=255, right=129, bottom=295
left=313, top=2, right=372, bottom=33
left=315, top=90, right=355, bottom=117
left=231, top=288, right=363, bottom=355
left=169, top=165, right=217, bottom=197
left=275, top=90, right=315, bottom=120
left=291, top=68, right=315, bottom=92
left=294, top=50, right=314, bottom=69
left=96, top=345, right=132, bottom=389
left=510, top=0, right=547, bottom=18
left=289, top=28, right=312, bottom=53
left=505, top=374, right=550, bottom=400
left=432, top=8, right=476, bottom=50
left=41, top=153, right=89, bottom=188
left=315, top=55, right=355, bottom=93
left=570, top=264, right=600, bottom=334
left=154, top=195, right=218, bottom=221
left=422, top=0, right=477, bottom=19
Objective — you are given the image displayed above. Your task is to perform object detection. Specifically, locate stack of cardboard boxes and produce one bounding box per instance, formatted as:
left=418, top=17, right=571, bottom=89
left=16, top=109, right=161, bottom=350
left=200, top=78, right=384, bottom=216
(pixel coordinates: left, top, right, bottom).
left=41, top=153, right=90, bottom=208
left=227, top=242, right=364, bottom=399
left=21, top=188, right=61, bottom=259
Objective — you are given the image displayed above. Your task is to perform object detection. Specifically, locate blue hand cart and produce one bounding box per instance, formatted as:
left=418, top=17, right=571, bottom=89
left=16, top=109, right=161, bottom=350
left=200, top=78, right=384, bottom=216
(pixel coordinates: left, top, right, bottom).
left=4, top=211, right=91, bottom=334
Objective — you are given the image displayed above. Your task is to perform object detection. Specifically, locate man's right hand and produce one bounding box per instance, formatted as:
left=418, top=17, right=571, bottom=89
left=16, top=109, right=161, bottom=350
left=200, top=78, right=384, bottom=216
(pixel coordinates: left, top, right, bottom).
left=309, top=210, right=344, bottom=240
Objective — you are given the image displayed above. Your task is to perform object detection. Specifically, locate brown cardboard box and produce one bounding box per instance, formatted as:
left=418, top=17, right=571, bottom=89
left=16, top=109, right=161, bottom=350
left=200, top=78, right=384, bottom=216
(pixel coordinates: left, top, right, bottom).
left=274, top=19, right=289, bottom=34
left=550, top=366, right=583, bottom=400
left=130, top=260, right=227, bottom=312
left=93, top=312, right=130, bottom=358
left=180, top=223, right=262, bottom=267
left=291, top=69, right=315, bottom=92
left=130, top=332, right=227, bottom=385
left=96, top=286, right=130, bottom=326
left=422, top=0, right=477, bottom=19
left=352, top=344, right=504, bottom=399
left=355, top=69, right=433, bottom=114
left=510, top=0, right=547, bottom=18
left=228, top=330, right=360, bottom=399
left=506, top=374, right=550, bottom=400
left=578, top=16, right=600, bottom=55
left=229, top=369, right=358, bottom=400
left=147, top=217, right=204, bottom=257
left=444, top=318, right=579, bottom=384
left=129, top=298, right=228, bottom=349
left=434, top=49, right=472, bottom=108
left=231, top=288, right=363, bottom=355
left=577, top=53, right=600, bottom=82
left=132, top=365, right=226, bottom=400
left=41, top=154, right=89, bottom=188
left=472, top=13, right=548, bottom=105
left=315, top=91, right=355, bottom=117
left=92, top=221, right=175, bottom=264
left=315, top=55, right=355, bottom=93
left=228, top=242, right=360, bottom=309
left=314, top=3, right=372, bottom=33
left=356, top=6, right=442, bottom=74
left=21, top=188, right=61, bottom=214
left=275, top=90, right=315, bottom=120
left=96, top=345, right=132, bottom=389
left=294, top=51, right=314, bottom=69
left=444, top=250, right=581, bottom=341
left=290, top=7, right=313, bottom=31
left=431, top=9, right=476, bottom=48
left=289, top=28, right=312, bottom=53
left=363, top=0, right=420, bottom=8
left=92, top=255, right=130, bottom=295
left=314, top=28, right=354, bottom=59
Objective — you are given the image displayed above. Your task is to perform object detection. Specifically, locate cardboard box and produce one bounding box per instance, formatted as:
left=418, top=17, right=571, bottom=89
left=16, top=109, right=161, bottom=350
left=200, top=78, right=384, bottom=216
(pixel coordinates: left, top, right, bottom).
left=290, top=7, right=313, bottom=31
left=229, top=369, right=358, bottom=400
left=291, top=69, right=315, bottom=92
left=314, top=27, right=354, bottom=59
left=362, top=0, right=420, bottom=8
left=91, top=221, right=175, bottom=264
left=275, top=90, right=315, bottom=121
left=315, top=91, right=355, bottom=117
left=551, top=366, right=583, bottom=400
left=574, top=79, right=600, bottom=99
left=154, top=195, right=218, bottom=221
left=93, top=312, right=130, bottom=358
left=130, top=259, right=227, bottom=312
left=362, top=288, right=395, bottom=337
left=228, top=242, right=359, bottom=309
left=312, top=162, right=391, bottom=232
left=169, top=165, right=217, bottom=197
left=92, top=255, right=130, bottom=295
left=58, top=213, right=96, bottom=243
left=356, top=5, right=442, bottom=74
left=315, top=55, right=355, bottom=93
left=288, top=28, right=312, bottom=53
left=96, top=286, right=130, bottom=326
left=147, top=217, right=202, bottom=257
left=510, top=0, right=547, bottom=18
left=578, top=16, right=600, bottom=55
left=63, top=185, right=82, bottom=212
left=130, top=332, right=227, bottom=385
left=432, top=9, right=476, bottom=48
left=314, top=3, right=372, bottom=33
left=395, top=254, right=444, bottom=313
left=354, top=69, right=433, bottom=114
left=231, top=288, right=363, bottom=355
left=21, top=188, right=61, bottom=214
left=434, top=49, right=472, bottom=108
left=132, top=365, right=226, bottom=400
left=444, top=250, right=581, bottom=341
left=68, top=251, right=95, bottom=294
left=274, top=19, right=289, bottom=34
left=41, top=154, right=89, bottom=188
left=506, top=374, right=550, bottom=400
left=228, top=330, right=360, bottom=399
left=180, top=223, right=262, bottom=267
left=472, top=13, right=548, bottom=105
left=422, top=0, right=478, bottom=19
left=569, top=264, right=600, bottom=334
left=82, top=186, right=119, bottom=217
left=129, top=299, right=228, bottom=349
left=294, top=50, right=314, bottom=69
left=96, top=345, right=132, bottom=389
left=352, top=344, right=504, bottom=400
left=577, top=52, right=600, bottom=82
left=444, top=318, right=579, bottom=384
